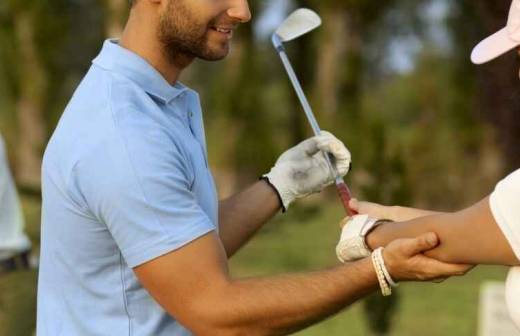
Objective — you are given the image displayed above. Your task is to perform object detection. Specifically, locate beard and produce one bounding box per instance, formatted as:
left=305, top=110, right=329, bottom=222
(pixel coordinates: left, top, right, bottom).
left=157, top=0, right=230, bottom=66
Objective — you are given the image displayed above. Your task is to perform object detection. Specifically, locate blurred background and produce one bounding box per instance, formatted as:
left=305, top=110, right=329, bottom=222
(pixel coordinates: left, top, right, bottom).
left=0, top=0, right=519, bottom=335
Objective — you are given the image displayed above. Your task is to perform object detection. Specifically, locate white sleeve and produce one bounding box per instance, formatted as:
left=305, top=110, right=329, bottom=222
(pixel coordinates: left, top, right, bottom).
left=489, top=169, right=520, bottom=261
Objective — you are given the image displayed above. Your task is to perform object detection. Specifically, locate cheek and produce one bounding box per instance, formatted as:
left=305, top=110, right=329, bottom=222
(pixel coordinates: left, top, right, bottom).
left=505, top=267, right=520, bottom=329
left=191, top=1, right=224, bottom=22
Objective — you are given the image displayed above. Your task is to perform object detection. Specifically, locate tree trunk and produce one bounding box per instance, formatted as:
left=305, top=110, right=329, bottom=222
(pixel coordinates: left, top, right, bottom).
left=473, top=0, right=520, bottom=169
left=104, top=0, right=127, bottom=38
left=314, top=4, right=346, bottom=121
left=338, top=9, right=363, bottom=123
left=14, top=9, right=47, bottom=189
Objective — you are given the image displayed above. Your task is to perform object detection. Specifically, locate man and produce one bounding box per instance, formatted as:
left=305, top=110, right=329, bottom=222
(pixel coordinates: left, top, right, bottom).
left=0, top=133, right=31, bottom=274
left=336, top=0, right=520, bottom=328
left=36, top=1, right=470, bottom=335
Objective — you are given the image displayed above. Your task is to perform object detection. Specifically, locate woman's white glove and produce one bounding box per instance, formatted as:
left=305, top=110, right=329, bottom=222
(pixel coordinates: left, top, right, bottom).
left=263, top=131, right=351, bottom=211
left=336, top=215, right=383, bottom=263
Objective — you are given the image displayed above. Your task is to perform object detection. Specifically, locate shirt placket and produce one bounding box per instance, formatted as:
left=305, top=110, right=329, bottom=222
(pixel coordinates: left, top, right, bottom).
left=185, top=95, right=209, bottom=168
left=172, top=94, right=208, bottom=169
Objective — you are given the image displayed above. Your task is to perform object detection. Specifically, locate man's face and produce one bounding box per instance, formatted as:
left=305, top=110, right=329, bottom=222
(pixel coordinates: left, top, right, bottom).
left=158, top=0, right=251, bottom=63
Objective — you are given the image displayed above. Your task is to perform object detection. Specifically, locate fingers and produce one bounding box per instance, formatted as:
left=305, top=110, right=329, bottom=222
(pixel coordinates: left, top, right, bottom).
left=350, top=199, right=392, bottom=219
left=349, top=199, right=359, bottom=211
left=316, top=131, right=351, bottom=175
left=400, top=233, right=439, bottom=256
left=316, top=132, right=350, bottom=159
left=415, top=257, right=473, bottom=279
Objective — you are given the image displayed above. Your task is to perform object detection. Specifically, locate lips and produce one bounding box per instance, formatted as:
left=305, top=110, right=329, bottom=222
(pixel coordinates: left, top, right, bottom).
left=213, top=27, right=232, bottom=34
left=209, top=23, right=237, bottom=38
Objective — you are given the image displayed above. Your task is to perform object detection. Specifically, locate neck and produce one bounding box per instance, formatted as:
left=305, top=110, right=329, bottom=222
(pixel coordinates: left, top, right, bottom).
left=119, top=10, right=194, bottom=84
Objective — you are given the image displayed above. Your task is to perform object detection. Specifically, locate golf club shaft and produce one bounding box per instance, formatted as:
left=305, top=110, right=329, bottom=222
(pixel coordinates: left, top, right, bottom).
left=276, top=45, right=356, bottom=216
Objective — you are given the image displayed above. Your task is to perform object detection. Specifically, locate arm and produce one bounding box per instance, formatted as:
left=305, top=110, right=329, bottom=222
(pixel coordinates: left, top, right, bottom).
left=219, top=131, right=351, bottom=257
left=366, top=197, right=520, bottom=266
left=349, top=199, right=441, bottom=222
left=135, top=231, right=469, bottom=336
left=219, top=180, right=281, bottom=257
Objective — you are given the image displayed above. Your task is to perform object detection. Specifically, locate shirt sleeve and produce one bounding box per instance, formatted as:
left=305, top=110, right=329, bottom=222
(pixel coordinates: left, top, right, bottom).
left=489, top=169, right=520, bottom=261
left=74, top=109, right=216, bottom=268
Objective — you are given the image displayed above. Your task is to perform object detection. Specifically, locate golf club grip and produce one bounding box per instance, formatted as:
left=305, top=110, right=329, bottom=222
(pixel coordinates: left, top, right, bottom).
left=336, top=181, right=358, bottom=216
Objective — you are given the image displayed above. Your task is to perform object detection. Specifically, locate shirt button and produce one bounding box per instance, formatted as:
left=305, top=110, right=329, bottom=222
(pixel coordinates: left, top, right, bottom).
left=189, top=111, right=194, bottom=118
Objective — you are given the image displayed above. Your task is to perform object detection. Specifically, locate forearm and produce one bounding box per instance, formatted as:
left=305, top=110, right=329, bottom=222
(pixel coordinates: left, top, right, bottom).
left=367, top=197, right=519, bottom=266
left=191, top=259, right=377, bottom=335
left=219, top=180, right=281, bottom=257
left=388, top=206, right=442, bottom=222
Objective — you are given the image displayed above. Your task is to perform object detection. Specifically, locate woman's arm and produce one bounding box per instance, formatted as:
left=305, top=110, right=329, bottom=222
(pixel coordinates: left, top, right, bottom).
left=365, top=197, right=519, bottom=266
left=350, top=199, right=442, bottom=222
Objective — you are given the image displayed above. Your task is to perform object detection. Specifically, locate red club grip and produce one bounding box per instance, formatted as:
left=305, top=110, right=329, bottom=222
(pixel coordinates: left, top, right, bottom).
left=336, top=181, right=358, bottom=216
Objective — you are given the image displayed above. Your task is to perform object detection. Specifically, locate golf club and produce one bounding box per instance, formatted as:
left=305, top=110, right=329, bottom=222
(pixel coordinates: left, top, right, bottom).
left=272, top=8, right=357, bottom=216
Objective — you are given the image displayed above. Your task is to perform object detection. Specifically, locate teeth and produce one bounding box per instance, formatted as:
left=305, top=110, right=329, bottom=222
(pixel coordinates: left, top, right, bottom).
left=215, top=28, right=231, bottom=33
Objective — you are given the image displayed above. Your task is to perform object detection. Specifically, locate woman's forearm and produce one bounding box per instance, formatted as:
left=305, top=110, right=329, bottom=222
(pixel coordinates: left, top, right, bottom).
left=366, top=197, right=519, bottom=266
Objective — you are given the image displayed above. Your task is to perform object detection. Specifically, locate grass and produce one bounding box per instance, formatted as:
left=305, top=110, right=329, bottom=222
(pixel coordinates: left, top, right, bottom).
left=0, top=196, right=509, bottom=335
left=0, top=197, right=40, bottom=336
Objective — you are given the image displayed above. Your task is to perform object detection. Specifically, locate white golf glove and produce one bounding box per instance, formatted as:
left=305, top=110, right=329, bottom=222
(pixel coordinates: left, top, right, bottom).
left=336, top=215, right=383, bottom=263
left=263, top=131, right=351, bottom=211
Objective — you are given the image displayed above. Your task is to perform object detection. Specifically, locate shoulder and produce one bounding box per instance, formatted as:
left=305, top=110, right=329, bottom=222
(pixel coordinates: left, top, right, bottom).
left=490, top=169, right=520, bottom=260
left=499, top=169, right=520, bottom=185
left=495, top=169, right=520, bottom=195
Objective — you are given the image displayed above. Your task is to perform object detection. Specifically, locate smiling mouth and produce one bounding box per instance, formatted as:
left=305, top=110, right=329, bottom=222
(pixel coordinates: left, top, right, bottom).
left=210, top=26, right=235, bottom=39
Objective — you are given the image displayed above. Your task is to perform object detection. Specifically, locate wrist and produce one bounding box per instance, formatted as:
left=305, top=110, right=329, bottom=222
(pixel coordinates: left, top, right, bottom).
left=365, top=220, right=390, bottom=250
left=341, top=257, right=379, bottom=289
left=259, top=177, right=285, bottom=212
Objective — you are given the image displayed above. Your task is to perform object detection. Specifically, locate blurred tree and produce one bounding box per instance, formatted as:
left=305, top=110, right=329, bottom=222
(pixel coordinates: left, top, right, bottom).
left=472, top=0, right=520, bottom=170
left=102, top=0, right=127, bottom=38
left=229, top=2, right=277, bottom=187
left=360, top=120, right=410, bottom=336
left=1, top=0, right=48, bottom=189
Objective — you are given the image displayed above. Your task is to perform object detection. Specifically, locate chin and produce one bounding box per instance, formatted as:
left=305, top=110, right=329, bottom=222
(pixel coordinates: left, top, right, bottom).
left=199, top=47, right=230, bottom=61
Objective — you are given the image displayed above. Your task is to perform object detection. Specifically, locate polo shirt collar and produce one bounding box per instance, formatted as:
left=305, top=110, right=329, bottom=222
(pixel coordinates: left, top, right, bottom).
left=92, top=39, right=188, bottom=104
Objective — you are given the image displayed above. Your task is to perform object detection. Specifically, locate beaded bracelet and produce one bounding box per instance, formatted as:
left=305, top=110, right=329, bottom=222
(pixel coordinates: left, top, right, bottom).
left=374, top=248, right=399, bottom=288
left=371, top=249, right=392, bottom=296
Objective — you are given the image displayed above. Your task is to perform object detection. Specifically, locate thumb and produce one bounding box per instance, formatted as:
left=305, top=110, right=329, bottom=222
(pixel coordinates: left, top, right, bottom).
left=402, top=232, right=439, bottom=256
left=349, top=199, right=359, bottom=211
left=352, top=200, right=389, bottom=219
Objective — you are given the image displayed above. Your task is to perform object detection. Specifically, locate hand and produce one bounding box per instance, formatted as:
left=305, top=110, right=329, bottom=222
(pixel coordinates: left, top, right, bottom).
left=349, top=199, right=439, bottom=222
left=336, top=215, right=387, bottom=262
left=264, top=131, right=351, bottom=210
left=383, top=232, right=473, bottom=282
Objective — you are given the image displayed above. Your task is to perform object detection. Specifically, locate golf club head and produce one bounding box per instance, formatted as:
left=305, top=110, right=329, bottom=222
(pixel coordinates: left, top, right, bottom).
left=274, top=8, right=322, bottom=43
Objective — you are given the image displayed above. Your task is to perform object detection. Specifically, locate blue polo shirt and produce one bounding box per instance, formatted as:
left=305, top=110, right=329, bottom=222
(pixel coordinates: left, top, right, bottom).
left=37, top=39, right=218, bottom=336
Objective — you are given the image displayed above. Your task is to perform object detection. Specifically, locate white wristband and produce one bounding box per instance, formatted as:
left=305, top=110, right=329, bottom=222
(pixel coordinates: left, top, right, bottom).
left=375, top=247, right=399, bottom=288
left=371, top=248, right=392, bottom=296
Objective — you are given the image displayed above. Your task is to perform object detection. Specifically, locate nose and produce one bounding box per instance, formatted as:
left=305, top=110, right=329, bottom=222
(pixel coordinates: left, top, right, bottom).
left=227, top=0, right=251, bottom=23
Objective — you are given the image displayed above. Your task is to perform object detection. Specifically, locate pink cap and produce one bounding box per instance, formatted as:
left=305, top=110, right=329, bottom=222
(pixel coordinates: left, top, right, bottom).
left=471, top=0, right=520, bottom=64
